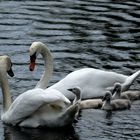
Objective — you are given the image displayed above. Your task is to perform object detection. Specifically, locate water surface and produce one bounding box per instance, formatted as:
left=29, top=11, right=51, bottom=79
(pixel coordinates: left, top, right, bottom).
left=0, top=0, right=140, bottom=139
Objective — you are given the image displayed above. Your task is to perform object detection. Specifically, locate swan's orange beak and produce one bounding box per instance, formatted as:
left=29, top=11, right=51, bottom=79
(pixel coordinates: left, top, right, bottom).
left=29, top=57, right=36, bottom=71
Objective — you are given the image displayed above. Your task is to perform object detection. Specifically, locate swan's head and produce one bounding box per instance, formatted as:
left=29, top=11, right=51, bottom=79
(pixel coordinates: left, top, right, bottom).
left=29, top=42, right=46, bottom=71
left=102, top=91, right=112, bottom=101
left=112, top=82, right=122, bottom=95
left=0, top=55, right=14, bottom=77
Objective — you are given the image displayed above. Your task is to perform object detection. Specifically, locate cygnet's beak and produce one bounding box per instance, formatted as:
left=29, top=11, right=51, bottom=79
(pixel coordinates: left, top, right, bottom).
left=7, top=67, right=14, bottom=77
left=67, top=88, right=73, bottom=92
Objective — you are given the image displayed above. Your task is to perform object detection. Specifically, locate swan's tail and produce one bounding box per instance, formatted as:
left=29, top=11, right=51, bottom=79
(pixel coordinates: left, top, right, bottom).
left=122, top=70, right=140, bottom=91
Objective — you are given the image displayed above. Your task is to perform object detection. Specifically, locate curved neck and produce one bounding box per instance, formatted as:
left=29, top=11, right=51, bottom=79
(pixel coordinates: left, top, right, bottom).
left=73, top=90, right=81, bottom=104
left=35, top=45, right=53, bottom=89
left=0, top=71, right=12, bottom=112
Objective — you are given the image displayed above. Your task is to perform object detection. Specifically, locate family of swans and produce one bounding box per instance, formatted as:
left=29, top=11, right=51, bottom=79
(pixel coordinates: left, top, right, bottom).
left=0, top=41, right=140, bottom=128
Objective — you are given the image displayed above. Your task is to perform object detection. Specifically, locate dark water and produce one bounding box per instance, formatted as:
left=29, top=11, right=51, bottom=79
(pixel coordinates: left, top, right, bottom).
left=0, top=0, right=140, bottom=139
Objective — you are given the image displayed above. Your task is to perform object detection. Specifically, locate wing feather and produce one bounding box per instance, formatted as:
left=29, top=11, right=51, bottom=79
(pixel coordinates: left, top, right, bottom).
left=4, top=88, right=70, bottom=124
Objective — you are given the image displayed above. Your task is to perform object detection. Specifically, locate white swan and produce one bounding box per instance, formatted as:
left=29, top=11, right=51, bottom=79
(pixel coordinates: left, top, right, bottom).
left=112, top=83, right=140, bottom=101
left=101, top=91, right=131, bottom=111
left=29, top=41, right=140, bottom=100
left=0, top=55, right=79, bottom=128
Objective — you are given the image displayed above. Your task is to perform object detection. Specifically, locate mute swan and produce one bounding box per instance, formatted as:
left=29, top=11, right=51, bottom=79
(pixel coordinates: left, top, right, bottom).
left=0, top=55, right=79, bottom=128
left=68, top=87, right=103, bottom=109
left=112, top=83, right=140, bottom=101
left=101, top=91, right=131, bottom=111
left=29, top=41, right=140, bottom=100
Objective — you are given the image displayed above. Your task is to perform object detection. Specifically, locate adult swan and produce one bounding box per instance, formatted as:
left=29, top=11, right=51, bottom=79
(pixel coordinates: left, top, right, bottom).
left=29, top=42, right=140, bottom=100
left=0, top=55, right=79, bottom=128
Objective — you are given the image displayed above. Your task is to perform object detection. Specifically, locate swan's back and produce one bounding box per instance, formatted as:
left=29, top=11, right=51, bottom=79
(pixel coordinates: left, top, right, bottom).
left=19, top=88, right=79, bottom=128
left=49, top=68, right=128, bottom=99
left=2, top=88, right=70, bottom=125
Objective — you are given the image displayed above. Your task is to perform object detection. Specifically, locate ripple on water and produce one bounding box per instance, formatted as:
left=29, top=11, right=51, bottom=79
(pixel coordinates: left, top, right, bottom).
left=0, top=0, right=140, bottom=140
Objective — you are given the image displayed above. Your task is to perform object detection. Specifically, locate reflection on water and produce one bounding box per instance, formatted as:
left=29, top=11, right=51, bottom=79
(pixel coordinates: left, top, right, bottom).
left=76, top=104, right=140, bottom=140
left=0, top=0, right=140, bottom=140
left=3, top=124, right=79, bottom=140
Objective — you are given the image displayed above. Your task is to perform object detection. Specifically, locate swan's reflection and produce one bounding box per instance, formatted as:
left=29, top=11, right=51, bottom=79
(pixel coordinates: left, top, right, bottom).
left=4, top=124, right=79, bottom=140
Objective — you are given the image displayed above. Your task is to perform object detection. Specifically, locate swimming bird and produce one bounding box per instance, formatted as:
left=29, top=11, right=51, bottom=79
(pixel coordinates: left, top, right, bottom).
left=101, top=91, right=131, bottom=111
left=67, top=87, right=103, bottom=109
left=67, top=87, right=82, bottom=119
left=112, top=83, right=140, bottom=101
left=0, top=55, right=79, bottom=128
left=29, top=41, right=140, bottom=100
left=67, top=87, right=82, bottom=104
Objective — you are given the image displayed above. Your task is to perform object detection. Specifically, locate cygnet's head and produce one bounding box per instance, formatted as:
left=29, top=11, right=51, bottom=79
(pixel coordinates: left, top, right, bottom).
left=112, top=82, right=122, bottom=95
left=67, top=86, right=81, bottom=100
left=102, top=91, right=112, bottom=101
left=67, top=86, right=81, bottom=94
left=0, top=55, right=14, bottom=77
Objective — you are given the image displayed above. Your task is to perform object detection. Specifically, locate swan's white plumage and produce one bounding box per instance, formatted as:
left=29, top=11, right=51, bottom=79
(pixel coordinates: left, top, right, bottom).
left=29, top=42, right=140, bottom=100
left=48, top=68, right=128, bottom=99
left=0, top=55, right=79, bottom=128
left=2, top=88, right=70, bottom=125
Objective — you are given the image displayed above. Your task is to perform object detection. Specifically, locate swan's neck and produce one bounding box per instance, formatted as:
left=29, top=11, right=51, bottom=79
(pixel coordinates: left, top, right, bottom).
left=35, top=46, right=53, bottom=89
left=0, top=71, right=12, bottom=112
